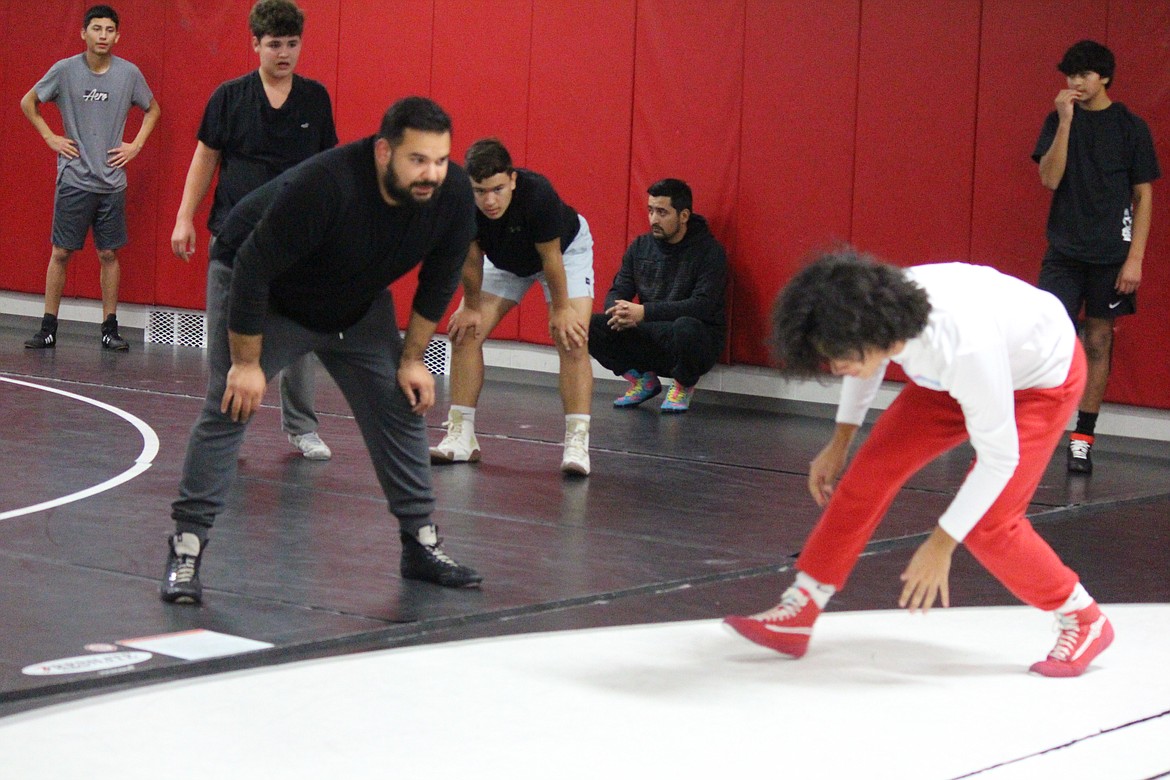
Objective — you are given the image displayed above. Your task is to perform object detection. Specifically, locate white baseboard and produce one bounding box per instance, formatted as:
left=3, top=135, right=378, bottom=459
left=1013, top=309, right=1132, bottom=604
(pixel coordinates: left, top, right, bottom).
left=4, top=291, right=1169, bottom=442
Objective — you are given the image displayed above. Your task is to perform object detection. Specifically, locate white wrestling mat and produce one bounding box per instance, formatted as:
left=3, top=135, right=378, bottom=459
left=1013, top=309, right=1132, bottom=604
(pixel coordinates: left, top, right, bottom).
left=2, top=604, right=1167, bottom=779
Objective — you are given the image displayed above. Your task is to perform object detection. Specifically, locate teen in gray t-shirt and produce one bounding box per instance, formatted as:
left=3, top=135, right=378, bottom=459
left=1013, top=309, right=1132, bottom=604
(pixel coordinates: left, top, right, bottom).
left=34, top=53, right=155, bottom=193
left=20, top=5, right=160, bottom=352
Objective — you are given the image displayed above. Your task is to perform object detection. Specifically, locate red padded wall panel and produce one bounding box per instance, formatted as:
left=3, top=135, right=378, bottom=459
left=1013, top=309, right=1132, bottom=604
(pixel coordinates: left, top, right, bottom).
left=629, top=0, right=743, bottom=249
left=152, top=1, right=254, bottom=310
left=517, top=0, right=637, bottom=346
left=102, top=0, right=166, bottom=307
left=0, top=3, right=83, bottom=296
left=334, top=1, right=435, bottom=328
left=852, top=0, right=981, bottom=266
left=733, top=0, right=860, bottom=366
left=1101, top=0, right=1170, bottom=409
left=335, top=0, right=433, bottom=140
left=427, top=0, right=533, bottom=337
left=293, top=0, right=340, bottom=97
left=971, top=0, right=1107, bottom=282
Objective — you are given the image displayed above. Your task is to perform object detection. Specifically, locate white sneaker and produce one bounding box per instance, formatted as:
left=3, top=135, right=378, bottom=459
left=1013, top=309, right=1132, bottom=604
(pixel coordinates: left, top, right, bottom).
left=561, top=419, right=590, bottom=475
left=288, top=432, right=332, bottom=460
left=430, top=409, right=480, bottom=463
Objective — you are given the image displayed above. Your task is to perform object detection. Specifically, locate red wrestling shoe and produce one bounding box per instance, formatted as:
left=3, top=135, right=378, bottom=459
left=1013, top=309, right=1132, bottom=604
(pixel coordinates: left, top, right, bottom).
left=1029, top=602, right=1114, bottom=678
left=724, top=586, right=821, bottom=658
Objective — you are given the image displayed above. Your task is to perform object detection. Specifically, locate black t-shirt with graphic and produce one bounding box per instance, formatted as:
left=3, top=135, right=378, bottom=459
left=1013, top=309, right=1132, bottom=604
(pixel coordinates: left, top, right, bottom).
left=1033, top=102, right=1160, bottom=263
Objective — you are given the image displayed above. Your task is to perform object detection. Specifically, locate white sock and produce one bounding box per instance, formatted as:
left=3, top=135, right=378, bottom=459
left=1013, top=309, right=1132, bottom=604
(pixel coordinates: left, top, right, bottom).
left=415, top=525, right=438, bottom=546
left=1056, top=582, right=1093, bottom=614
left=795, top=571, right=836, bottom=609
left=566, top=414, right=590, bottom=430
left=450, top=405, right=476, bottom=439
left=173, top=532, right=201, bottom=556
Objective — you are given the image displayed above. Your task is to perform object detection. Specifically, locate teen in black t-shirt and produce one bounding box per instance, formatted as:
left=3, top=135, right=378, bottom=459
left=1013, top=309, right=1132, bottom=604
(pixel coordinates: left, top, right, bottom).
left=1033, top=39, right=1160, bottom=474
left=169, top=0, right=338, bottom=461
left=430, top=138, right=597, bottom=475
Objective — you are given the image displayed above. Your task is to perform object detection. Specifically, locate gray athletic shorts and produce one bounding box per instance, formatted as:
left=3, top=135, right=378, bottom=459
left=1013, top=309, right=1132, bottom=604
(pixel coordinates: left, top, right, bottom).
left=51, top=185, right=128, bottom=251
left=482, top=215, right=595, bottom=302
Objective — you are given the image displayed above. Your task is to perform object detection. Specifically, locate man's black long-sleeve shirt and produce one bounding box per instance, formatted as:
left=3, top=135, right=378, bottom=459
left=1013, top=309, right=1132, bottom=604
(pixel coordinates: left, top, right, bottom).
left=212, top=136, right=475, bottom=335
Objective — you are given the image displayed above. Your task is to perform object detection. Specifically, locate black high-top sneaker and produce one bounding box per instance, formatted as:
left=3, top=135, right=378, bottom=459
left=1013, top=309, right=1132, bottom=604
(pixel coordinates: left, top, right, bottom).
left=101, top=314, right=129, bottom=351
left=161, top=533, right=206, bottom=604
left=24, top=314, right=58, bottom=349
left=400, top=525, right=482, bottom=588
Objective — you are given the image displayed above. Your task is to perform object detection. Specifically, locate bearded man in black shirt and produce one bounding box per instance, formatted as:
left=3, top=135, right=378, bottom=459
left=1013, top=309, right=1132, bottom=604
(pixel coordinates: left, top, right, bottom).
left=161, top=97, right=483, bottom=605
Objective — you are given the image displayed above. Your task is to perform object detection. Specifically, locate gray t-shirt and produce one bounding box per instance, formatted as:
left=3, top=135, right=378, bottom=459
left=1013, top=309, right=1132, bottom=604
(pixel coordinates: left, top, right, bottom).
left=34, top=54, right=154, bottom=193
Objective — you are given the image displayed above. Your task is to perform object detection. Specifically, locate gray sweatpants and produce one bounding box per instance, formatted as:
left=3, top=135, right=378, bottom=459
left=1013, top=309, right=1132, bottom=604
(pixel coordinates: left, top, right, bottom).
left=211, top=235, right=319, bottom=437
left=171, top=261, right=434, bottom=539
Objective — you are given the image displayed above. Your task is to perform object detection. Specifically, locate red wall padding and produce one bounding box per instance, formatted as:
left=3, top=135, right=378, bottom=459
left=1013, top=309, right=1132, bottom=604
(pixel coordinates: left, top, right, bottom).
left=1102, top=0, right=1170, bottom=407
left=970, top=0, right=1108, bottom=282
left=2, top=0, right=1168, bottom=409
left=734, top=0, right=860, bottom=366
left=852, top=0, right=982, bottom=266
left=521, top=0, right=637, bottom=345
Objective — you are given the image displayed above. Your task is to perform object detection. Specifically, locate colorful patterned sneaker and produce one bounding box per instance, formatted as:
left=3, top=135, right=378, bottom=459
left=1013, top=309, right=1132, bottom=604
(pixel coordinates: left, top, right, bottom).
left=1067, top=433, right=1093, bottom=474
left=430, top=409, right=480, bottom=463
left=561, top=419, right=591, bottom=476
left=400, top=526, right=483, bottom=588
left=160, top=532, right=205, bottom=605
left=660, top=382, right=695, bottom=413
left=100, top=315, right=129, bottom=351
left=24, top=315, right=58, bottom=349
left=288, top=431, right=332, bottom=460
left=723, top=586, right=822, bottom=658
left=613, top=370, right=662, bottom=408
left=1029, top=602, right=1114, bottom=678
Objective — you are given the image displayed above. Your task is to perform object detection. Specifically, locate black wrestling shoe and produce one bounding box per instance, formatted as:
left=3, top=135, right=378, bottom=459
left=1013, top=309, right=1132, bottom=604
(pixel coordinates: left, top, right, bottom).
left=1067, top=433, right=1093, bottom=474
left=400, top=526, right=482, bottom=588
left=160, top=532, right=205, bottom=604
left=101, top=315, right=129, bottom=351
left=24, top=315, right=57, bottom=349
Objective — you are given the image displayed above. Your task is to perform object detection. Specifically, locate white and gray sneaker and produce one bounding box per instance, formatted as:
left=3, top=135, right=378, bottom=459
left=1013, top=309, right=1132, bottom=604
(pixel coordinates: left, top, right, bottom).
left=289, top=431, right=332, bottom=460
left=561, top=419, right=590, bottom=476
left=430, top=409, right=480, bottom=463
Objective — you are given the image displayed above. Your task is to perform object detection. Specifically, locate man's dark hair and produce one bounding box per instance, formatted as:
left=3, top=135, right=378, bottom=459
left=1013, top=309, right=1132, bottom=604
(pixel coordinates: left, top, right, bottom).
left=378, top=97, right=453, bottom=146
left=85, top=5, right=119, bottom=28
left=249, top=0, right=305, bottom=39
left=464, top=138, right=514, bottom=182
left=769, top=246, right=930, bottom=378
left=1058, top=39, right=1115, bottom=87
left=647, top=178, right=692, bottom=214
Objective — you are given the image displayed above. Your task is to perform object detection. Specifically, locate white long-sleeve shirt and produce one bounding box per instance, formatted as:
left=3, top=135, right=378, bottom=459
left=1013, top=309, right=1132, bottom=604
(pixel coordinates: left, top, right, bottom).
left=836, top=263, right=1076, bottom=541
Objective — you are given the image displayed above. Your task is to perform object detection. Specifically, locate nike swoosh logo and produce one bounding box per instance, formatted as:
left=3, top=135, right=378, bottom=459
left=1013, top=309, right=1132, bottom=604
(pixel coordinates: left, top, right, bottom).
left=763, top=625, right=813, bottom=635
left=1109, top=300, right=1123, bottom=309
left=300, top=123, right=310, bottom=128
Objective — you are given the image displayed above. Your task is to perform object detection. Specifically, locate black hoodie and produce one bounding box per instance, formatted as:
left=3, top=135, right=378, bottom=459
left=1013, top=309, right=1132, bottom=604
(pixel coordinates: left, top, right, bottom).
left=604, top=213, right=727, bottom=333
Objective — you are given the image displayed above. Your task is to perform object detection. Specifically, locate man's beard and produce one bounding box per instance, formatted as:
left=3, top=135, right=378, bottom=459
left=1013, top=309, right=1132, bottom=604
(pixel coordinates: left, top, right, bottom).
left=652, top=224, right=679, bottom=242
left=383, top=168, right=442, bottom=210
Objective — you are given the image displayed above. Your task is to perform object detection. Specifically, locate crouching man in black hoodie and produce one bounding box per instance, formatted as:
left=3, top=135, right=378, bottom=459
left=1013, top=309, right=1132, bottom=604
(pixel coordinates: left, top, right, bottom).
left=590, top=178, right=728, bottom=413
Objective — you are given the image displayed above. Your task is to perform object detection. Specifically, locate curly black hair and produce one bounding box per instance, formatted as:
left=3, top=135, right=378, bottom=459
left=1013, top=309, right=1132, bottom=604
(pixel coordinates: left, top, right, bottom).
left=769, top=246, right=930, bottom=379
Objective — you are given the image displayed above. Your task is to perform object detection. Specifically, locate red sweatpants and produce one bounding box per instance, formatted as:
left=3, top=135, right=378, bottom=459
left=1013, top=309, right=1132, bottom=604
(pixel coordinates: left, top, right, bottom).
left=797, top=342, right=1087, bottom=611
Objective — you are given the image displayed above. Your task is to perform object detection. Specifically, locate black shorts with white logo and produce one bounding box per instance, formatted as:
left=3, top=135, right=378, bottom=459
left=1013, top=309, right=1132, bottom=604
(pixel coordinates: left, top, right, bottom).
left=1038, top=248, right=1137, bottom=322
